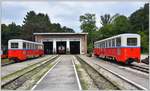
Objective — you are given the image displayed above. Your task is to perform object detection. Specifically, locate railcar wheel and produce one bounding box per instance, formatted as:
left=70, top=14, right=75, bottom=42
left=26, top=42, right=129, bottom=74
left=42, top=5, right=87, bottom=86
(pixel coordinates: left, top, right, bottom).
left=12, top=58, right=20, bottom=63
left=126, top=59, right=133, bottom=65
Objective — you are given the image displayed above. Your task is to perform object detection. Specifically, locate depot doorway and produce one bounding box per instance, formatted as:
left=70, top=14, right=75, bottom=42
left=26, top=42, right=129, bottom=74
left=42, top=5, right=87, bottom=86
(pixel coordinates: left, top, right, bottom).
left=56, top=41, right=66, bottom=54
left=70, top=41, right=80, bottom=54
left=43, top=42, right=53, bottom=54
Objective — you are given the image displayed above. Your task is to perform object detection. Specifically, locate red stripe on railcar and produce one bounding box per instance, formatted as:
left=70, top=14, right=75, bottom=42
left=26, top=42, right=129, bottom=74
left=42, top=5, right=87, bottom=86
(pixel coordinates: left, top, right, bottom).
left=93, top=47, right=140, bottom=63
left=8, top=49, right=44, bottom=61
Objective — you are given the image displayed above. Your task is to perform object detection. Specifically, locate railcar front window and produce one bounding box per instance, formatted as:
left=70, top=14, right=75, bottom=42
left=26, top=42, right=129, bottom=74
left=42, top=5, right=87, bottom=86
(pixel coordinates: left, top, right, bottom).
left=116, top=37, right=121, bottom=46
left=127, top=38, right=137, bottom=46
left=11, top=43, right=18, bottom=48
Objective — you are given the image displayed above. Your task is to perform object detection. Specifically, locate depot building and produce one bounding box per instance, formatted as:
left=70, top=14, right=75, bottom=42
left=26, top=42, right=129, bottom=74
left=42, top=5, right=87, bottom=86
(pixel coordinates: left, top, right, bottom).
left=34, top=33, right=88, bottom=54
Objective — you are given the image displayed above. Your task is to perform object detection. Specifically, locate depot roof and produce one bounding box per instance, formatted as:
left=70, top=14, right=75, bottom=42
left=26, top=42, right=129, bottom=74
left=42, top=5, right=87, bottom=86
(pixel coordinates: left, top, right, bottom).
left=33, top=32, right=88, bottom=35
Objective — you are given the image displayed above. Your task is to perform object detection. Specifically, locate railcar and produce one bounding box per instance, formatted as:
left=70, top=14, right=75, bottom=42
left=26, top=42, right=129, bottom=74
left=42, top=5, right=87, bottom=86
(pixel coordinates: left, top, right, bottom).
left=94, top=34, right=141, bottom=64
left=8, top=39, right=44, bottom=62
left=58, top=46, right=65, bottom=54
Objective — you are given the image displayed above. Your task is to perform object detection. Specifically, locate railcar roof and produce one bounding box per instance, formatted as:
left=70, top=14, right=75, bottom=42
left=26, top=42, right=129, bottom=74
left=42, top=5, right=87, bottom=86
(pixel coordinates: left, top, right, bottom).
left=95, top=33, right=140, bottom=43
left=8, top=39, right=43, bottom=45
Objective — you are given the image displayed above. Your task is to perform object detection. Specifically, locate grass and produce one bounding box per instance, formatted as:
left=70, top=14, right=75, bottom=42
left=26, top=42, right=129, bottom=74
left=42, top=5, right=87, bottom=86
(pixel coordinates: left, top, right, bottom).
left=1, top=59, right=14, bottom=65
left=75, top=62, right=88, bottom=90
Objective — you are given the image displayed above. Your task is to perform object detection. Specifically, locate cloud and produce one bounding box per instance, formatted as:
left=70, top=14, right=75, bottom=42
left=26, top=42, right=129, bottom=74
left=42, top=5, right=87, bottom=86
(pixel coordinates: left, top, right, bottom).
left=1, top=1, right=146, bottom=32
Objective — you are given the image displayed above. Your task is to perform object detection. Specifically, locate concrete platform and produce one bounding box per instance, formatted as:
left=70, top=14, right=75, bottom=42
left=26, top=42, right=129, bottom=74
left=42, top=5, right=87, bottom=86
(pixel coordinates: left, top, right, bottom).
left=34, top=55, right=79, bottom=90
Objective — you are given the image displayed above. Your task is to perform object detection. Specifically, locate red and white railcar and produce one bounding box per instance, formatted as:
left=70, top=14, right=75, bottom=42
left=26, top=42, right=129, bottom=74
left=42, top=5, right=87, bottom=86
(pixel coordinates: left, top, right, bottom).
left=93, top=34, right=141, bottom=64
left=8, top=39, right=44, bottom=62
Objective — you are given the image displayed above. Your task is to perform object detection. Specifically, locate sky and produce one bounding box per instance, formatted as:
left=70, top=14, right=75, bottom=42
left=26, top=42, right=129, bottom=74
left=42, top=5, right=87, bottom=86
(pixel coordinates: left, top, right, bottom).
left=2, top=1, right=147, bottom=33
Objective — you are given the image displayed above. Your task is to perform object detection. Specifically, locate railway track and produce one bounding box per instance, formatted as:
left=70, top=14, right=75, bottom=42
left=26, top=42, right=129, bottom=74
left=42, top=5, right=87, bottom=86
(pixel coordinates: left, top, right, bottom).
left=129, top=64, right=149, bottom=73
left=77, top=55, right=148, bottom=90
left=1, top=56, right=46, bottom=67
left=96, top=57, right=149, bottom=74
left=1, top=55, right=59, bottom=90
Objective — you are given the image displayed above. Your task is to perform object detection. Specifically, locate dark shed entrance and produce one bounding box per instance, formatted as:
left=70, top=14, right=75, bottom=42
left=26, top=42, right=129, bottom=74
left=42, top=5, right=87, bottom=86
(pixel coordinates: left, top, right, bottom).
left=56, top=41, right=66, bottom=54
left=43, top=42, right=53, bottom=54
left=70, top=41, right=80, bottom=54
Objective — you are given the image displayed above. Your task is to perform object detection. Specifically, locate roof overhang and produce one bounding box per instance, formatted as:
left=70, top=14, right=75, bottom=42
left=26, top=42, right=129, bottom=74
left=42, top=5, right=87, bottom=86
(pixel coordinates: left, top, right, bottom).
left=33, top=32, right=88, bottom=35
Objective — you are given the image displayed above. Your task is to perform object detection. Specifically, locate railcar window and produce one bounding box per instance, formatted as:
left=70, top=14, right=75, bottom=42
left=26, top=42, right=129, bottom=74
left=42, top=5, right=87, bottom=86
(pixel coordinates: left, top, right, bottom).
left=11, top=43, right=18, bottom=48
left=35, top=44, right=37, bottom=49
left=106, top=41, right=108, bottom=48
left=103, top=42, right=105, bottom=48
left=99, top=43, right=101, bottom=48
left=27, top=43, right=30, bottom=49
left=96, top=43, right=97, bottom=48
left=127, top=38, right=137, bottom=46
left=29, top=43, right=31, bottom=49
left=31, top=44, right=33, bottom=49
left=116, top=37, right=121, bottom=46
left=109, top=40, right=111, bottom=47
left=38, top=45, right=40, bottom=49
left=33, top=44, right=35, bottom=49
left=112, top=39, right=115, bottom=47
left=23, top=42, right=26, bottom=49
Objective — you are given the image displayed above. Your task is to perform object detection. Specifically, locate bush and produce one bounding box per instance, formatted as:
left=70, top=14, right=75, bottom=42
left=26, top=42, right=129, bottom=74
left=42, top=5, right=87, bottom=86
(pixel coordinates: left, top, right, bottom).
left=87, top=43, right=93, bottom=53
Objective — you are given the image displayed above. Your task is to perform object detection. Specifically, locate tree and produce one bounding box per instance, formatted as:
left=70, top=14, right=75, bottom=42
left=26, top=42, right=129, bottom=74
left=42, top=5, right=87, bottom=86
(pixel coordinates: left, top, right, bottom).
left=80, top=13, right=96, bottom=32
left=1, top=23, right=22, bottom=49
left=22, top=11, right=52, bottom=40
left=129, top=3, right=149, bottom=53
left=80, top=13, right=97, bottom=53
left=98, top=24, right=114, bottom=39
left=1, top=10, right=75, bottom=49
left=112, top=15, right=131, bottom=34
left=129, top=3, right=149, bottom=33
left=22, top=11, right=75, bottom=40
left=100, top=13, right=119, bottom=26
left=62, top=26, right=74, bottom=33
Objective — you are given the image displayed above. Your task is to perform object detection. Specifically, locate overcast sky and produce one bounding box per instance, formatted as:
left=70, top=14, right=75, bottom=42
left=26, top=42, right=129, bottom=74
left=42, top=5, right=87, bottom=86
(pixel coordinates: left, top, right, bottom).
left=2, top=1, right=147, bottom=33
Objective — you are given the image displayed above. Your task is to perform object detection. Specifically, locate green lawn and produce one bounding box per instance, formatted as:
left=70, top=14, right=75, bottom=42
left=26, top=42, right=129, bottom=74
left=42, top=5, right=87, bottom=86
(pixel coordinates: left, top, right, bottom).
left=1, top=59, right=14, bottom=65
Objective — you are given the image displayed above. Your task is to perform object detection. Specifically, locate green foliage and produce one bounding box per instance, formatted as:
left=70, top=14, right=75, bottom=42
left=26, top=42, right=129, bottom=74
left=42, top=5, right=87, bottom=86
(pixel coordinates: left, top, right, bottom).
left=87, top=43, right=93, bottom=54
left=80, top=13, right=96, bottom=32
left=22, top=11, right=74, bottom=40
left=100, top=14, right=119, bottom=26
left=112, top=15, right=132, bottom=34
left=1, top=11, right=74, bottom=48
left=98, top=24, right=114, bottom=39
left=1, top=23, right=22, bottom=49
left=138, top=31, right=149, bottom=53
left=129, top=3, right=149, bottom=53
left=129, top=3, right=149, bottom=32
left=80, top=3, right=149, bottom=53
left=80, top=13, right=97, bottom=53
